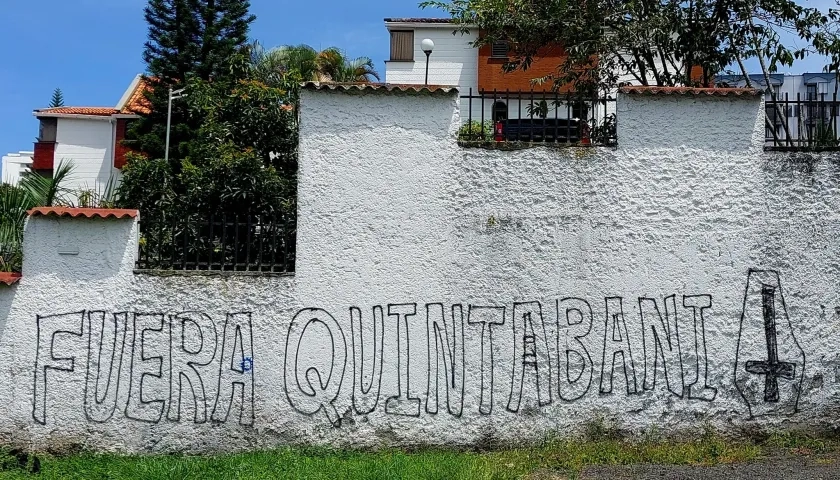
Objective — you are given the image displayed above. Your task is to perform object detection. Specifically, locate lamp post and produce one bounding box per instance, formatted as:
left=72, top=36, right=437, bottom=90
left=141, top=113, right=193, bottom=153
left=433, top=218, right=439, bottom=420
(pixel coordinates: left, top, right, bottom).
left=164, top=86, right=187, bottom=163
left=421, top=38, right=435, bottom=85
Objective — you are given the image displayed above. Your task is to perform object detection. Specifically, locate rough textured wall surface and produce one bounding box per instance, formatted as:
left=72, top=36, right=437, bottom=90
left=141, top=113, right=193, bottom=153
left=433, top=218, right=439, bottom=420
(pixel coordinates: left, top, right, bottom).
left=1, top=89, right=840, bottom=454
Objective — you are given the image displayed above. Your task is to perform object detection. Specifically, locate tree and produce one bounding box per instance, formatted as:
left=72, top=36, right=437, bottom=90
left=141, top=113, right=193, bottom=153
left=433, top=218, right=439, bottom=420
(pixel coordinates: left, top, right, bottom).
left=185, top=61, right=299, bottom=175
left=249, top=42, right=381, bottom=86
left=0, top=162, right=74, bottom=272
left=130, top=0, right=255, bottom=161
left=421, top=0, right=832, bottom=94
left=118, top=53, right=297, bottom=224
left=314, top=48, right=381, bottom=82
left=196, top=0, right=256, bottom=80
left=49, top=88, right=65, bottom=108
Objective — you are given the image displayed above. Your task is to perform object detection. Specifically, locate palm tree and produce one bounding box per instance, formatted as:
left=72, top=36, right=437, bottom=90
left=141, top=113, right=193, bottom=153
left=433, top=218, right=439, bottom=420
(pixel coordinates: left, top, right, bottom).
left=249, top=42, right=380, bottom=85
left=249, top=42, right=319, bottom=86
left=0, top=161, right=74, bottom=272
left=315, top=48, right=380, bottom=83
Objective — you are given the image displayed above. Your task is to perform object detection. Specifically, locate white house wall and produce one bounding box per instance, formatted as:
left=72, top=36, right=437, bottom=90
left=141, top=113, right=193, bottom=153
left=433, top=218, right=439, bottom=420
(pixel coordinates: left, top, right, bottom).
left=54, top=118, right=121, bottom=197
left=385, top=26, right=478, bottom=90
left=1, top=151, right=33, bottom=185
left=4, top=89, right=840, bottom=453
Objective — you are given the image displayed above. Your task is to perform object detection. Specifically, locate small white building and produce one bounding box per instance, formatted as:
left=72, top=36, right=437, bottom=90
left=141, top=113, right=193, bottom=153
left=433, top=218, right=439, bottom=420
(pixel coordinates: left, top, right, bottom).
left=1, top=151, right=34, bottom=185
left=718, top=72, right=840, bottom=146
left=31, top=75, right=148, bottom=197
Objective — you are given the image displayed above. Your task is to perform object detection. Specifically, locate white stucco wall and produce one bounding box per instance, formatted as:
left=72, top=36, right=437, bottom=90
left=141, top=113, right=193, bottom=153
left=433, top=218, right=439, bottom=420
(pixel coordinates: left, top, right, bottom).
left=54, top=118, right=121, bottom=197
left=1, top=88, right=840, bottom=454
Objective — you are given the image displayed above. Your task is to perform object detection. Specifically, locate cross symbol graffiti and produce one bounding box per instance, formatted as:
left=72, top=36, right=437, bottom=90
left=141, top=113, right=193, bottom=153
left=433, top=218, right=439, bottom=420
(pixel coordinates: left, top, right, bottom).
left=744, top=285, right=796, bottom=402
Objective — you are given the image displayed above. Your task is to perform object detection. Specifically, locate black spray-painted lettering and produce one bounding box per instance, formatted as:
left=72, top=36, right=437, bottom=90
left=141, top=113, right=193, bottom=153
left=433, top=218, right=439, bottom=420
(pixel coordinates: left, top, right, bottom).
left=350, top=306, right=384, bottom=415
left=556, top=298, right=593, bottom=402
left=33, top=311, right=255, bottom=426
left=284, top=308, right=346, bottom=426
left=425, top=303, right=465, bottom=416
left=600, top=297, right=638, bottom=395
left=385, top=304, right=421, bottom=417
left=639, top=296, right=684, bottom=397
left=467, top=305, right=505, bottom=415
left=508, top=302, right=552, bottom=412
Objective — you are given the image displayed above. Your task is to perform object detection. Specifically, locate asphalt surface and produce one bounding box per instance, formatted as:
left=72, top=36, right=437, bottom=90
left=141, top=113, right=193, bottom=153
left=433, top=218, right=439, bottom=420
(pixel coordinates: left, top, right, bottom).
left=576, top=452, right=840, bottom=479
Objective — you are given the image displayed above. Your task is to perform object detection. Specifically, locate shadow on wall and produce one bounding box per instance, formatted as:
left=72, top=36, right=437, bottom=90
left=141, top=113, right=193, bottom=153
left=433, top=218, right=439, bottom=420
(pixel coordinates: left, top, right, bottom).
left=22, top=216, right=136, bottom=281
left=0, top=285, right=17, bottom=341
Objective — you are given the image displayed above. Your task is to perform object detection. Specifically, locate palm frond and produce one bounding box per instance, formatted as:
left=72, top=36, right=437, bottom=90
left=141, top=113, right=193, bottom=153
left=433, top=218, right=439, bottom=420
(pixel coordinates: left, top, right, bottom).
left=20, top=160, right=75, bottom=207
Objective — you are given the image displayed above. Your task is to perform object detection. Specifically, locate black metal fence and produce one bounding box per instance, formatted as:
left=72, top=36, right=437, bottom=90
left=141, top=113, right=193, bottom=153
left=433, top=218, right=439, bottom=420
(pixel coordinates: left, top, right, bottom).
left=765, top=95, right=840, bottom=150
left=459, top=89, right=617, bottom=145
left=136, top=215, right=296, bottom=272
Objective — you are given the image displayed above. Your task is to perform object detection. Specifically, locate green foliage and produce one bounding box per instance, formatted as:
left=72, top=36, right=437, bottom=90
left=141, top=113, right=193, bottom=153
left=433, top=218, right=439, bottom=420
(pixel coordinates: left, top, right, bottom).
left=457, top=120, right=495, bottom=142
left=185, top=76, right=298, bottom=175
left=117, top=146, right=294, bottom=224
left=49, top=88, right=64, bottom=108
left=811, top=120, right=839, bottom=148
left=0, top=161, right=75, bottom=272
left=179, top=147, right=294, bottom=217
left=248, top=42, right=381, bottom=86
left=591, top=113, right=618, bottom=145
left=421, top=0, right=840, bottom=93
left=116, top=154, right=176, bottom=224
left=0, top=435, right=769, bottom=479
left=132, top=0, right=256, bottom=160
left=527, top=100, right=549, bottom=119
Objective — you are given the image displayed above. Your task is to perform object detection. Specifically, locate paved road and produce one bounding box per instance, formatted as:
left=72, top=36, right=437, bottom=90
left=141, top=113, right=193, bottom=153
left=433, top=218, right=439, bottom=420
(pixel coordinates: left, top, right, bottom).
left=576, top=452, right=840, bottom=479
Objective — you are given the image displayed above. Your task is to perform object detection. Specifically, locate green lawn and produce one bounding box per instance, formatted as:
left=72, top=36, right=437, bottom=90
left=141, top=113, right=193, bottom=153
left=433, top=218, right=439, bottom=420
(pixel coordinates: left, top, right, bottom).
left=0, top=432, right=832, bottom=480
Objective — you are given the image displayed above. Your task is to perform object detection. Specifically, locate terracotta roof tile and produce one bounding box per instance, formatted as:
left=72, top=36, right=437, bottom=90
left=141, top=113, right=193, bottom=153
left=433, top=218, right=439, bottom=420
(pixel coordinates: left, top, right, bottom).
left=36, top=107, right=120, bottom=116
left=27, top=207, right=139, bottom=219
left=0, top=272, right=22, bottom=286
left=122, top=76, right=152, bottom=115
left=302, top=82, right=457, bottom=94
left=619, top=86, right=762, bottom=97
left=384, top=18, right=454, bottom=23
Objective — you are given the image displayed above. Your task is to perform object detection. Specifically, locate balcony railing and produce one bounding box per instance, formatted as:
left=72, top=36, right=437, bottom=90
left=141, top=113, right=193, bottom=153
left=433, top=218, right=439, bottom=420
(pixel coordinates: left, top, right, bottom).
left=459, top=89, right=617, bottom=146
left=765, top=94, right=840, bottom=151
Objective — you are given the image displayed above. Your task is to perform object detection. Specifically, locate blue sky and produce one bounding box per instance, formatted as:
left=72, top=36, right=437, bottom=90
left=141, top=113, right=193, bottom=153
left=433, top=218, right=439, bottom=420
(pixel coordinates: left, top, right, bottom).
left=0, top=0, right=836, bottom=156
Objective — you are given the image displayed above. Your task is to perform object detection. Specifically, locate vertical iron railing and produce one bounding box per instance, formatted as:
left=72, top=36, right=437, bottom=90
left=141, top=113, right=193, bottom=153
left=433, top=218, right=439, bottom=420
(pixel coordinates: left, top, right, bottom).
left=137, top=214, right=296, bottom=272
left=765, top=93, right=840, bottom=151
left=458, top=89, right=617, bottom=145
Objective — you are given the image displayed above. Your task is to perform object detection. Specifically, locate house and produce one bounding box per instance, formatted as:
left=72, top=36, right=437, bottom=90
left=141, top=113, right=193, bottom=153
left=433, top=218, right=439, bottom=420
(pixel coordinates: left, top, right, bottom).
left=383, top=18, right=616, bottom=143
left=31, top=75, right=149, bottom=195
left=718, top=73, right=840, bottom=146
left=1, top=151, right=34, bottom=185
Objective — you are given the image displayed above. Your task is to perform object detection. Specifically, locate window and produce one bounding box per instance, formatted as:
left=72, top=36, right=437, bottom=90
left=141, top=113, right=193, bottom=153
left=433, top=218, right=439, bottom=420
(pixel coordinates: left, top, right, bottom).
left=492, top=101, right=508, bottom=121
left=491, top=40, right=510, bottom=59
left=38, top=118, right=57, bottom=142
left=390, top=30, right=414, bottom=61
left=806, top=84, right=818, bottom=101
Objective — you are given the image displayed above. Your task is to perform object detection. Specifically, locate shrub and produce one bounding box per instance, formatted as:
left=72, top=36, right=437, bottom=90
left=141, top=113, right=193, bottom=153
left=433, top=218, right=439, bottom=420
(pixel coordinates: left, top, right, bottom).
left=458, top=120, right=495, bottom=142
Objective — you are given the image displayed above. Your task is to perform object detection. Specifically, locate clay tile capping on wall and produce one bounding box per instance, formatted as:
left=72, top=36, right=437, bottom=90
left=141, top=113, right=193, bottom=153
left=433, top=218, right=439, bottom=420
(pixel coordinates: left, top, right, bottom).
left=619, top=86, right=762, bottom=97
left=26, top=207, right=139, bottom=219
left=0, top=272, right=22, bottom=286
left=301, top=82, right=458, bottom=95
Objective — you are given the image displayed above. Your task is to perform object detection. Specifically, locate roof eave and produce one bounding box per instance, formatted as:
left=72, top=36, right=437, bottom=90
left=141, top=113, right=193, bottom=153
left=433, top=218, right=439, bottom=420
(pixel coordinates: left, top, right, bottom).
left=33, top=112, right=117, bottom=121
left=385, top=21, right=476, bottom=29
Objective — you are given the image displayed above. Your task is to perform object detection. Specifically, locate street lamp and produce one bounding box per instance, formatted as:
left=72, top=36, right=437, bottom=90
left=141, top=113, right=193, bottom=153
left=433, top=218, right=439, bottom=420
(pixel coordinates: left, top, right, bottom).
left=421, top=38, right=435, bottom=85
left=165, top=86, right=187, bottom=163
